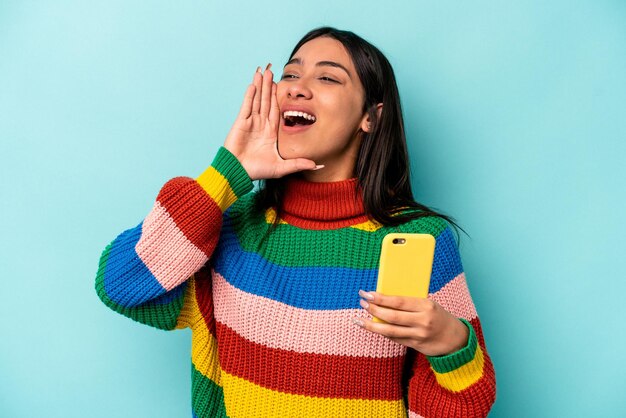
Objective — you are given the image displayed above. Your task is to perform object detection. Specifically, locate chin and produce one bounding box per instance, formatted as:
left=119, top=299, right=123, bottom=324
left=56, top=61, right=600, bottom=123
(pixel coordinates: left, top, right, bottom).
left=277, top=137, right=308, bottom=160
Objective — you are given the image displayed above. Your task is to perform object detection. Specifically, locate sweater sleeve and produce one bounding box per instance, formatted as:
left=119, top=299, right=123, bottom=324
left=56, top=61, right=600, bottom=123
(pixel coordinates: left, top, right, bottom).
left=94, top=147, right=253, bottom=330
left=405, top=225, right=496, bottom=417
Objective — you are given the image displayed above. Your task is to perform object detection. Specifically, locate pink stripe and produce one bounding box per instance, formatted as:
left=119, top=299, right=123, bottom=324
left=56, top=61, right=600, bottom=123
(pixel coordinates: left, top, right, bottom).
left=408, top=412, right=425, bottom=418
left=429, top=273, right=477, bottom=321
left=136, top=201, right=208, bottom=291
left=212, top=271, right=406, bottom=358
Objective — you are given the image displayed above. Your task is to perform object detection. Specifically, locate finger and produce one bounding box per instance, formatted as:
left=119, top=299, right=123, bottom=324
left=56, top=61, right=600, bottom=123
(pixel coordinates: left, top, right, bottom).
left=359, top=290, right=430, bottom=312
left=237, top=84, right=256, bottom=120
left=360, top=299, right=417, bottom=327
left=259, top=66, right=273, bottom=119
left=355, top=317, right=415, bottom=340
left=387, top=336, right=416, bottom=348
left=251, top=68, right=263, bottom=115
left=269, top=82, right=280, bottom=131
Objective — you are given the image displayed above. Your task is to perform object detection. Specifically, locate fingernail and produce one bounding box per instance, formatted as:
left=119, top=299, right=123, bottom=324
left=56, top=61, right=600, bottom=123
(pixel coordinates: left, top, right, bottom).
left=313, top=165, right=325, bottom=170
left=256, top=66, right=262, bottom=73
left=266, top=63, right=272, bottom=71
left=352, top=318, right=364, bottom=327
left=359, top=290, right=374, bottom=300
left=359, top=299, right=369, bottom=309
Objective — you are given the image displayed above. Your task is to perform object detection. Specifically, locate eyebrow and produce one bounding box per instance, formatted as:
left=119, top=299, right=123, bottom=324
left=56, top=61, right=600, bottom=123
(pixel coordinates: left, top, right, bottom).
left=284, top=58, right=352, bottom=80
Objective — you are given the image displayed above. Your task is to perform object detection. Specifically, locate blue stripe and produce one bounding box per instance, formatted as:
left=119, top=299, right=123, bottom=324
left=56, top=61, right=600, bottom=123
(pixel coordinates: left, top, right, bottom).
left=429, top=227, right=464, bottom=293
left=150, top=280, right=187, bottom=305
left=213, top=226, right=377, bottom=310
left=103, top=222, right=167, bottom=307
left=213, top=224, right=464, bottom=309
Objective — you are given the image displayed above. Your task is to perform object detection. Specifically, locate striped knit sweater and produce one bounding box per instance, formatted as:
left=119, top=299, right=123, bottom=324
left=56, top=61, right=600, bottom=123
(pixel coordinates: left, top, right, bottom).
left=96, top=147, right=496, bottom=417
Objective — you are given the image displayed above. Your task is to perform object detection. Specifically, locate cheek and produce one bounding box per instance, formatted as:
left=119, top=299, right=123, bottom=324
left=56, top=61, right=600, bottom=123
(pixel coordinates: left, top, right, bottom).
left=322, top=97, right=364, bottom=132
left=326, top=92, right=361, bottom=116
left=276, top=82, right=288, bottom=102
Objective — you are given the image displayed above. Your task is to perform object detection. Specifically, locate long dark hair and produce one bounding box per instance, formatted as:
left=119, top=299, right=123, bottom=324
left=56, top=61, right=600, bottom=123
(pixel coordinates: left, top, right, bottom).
left=256, top=26, right=462, bottom=233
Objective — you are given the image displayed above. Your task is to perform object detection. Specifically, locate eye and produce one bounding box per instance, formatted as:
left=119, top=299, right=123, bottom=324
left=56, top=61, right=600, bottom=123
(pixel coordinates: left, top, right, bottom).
left=281, top=73, right=298, bottom=80
left=319, top=76, right=339, bottom=83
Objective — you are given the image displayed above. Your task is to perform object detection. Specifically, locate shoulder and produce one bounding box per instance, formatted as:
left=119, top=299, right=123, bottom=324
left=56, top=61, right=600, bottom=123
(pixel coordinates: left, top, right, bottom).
left=390, top=213, right=461, bottom=258
left=392, top=212, right=452, bottom=239
left=223, top=191, right=265, bottom=225
left=229, top=191, right=257, bottom=212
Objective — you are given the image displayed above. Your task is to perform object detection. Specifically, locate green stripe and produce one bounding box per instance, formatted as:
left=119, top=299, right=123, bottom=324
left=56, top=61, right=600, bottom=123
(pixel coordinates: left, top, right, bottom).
left=191, top=363, right=227, bottom=418
left=227, top=195, right=449, bottom=269
left=94, top=244, right=185, bottom=331
left=427, top=319, right=478, bottom=373
left=212, top=147, right=253, bottom=199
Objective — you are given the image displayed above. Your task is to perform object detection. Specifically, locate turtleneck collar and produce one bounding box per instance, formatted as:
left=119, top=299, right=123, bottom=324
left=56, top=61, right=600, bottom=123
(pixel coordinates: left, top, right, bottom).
left=278, top=176, right=369, bottom=230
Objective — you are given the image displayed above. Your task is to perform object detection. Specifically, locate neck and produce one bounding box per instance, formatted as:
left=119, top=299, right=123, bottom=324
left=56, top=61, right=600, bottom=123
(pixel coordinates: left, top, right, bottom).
left=296, top=138, right=361, bottom=182
left=299, top=157, right=355, bottom=183
left=300, top=166, right=355, bottom=182
left=279, top=176, right=369, bottom=230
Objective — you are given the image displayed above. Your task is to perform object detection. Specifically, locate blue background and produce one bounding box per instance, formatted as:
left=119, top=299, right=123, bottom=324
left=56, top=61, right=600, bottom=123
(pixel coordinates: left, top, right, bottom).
left=1, top=1, right=625, bottom=417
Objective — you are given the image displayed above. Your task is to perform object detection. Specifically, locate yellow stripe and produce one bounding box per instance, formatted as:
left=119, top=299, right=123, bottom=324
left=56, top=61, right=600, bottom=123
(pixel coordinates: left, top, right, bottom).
left=175, top=277, right=223, bottom=385
left=221, top=371, right=407, bottom=417
left=350, top=219, right=383, bottom=232
left=266, top=208, right=381, bottom=231
left=190, top=320, right=222, bottom=385
left=196, top=166, right=239, bottom=212
left=175, top=276, right=199, bottom=329
left=433, top=345, right=485, bottom=392
left=264, top=208, right=287, bottom=225
left=350, top=208, right=424, bottom=232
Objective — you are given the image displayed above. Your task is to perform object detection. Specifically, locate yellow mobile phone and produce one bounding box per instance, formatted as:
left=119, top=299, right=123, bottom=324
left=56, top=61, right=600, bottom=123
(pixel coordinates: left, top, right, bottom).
left=373, top=233, right=436, bottom=323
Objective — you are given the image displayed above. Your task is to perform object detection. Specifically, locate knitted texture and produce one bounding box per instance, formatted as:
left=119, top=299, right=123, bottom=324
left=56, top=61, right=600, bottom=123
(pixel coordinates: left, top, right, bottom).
left=95, top=147, right=496, bottom=417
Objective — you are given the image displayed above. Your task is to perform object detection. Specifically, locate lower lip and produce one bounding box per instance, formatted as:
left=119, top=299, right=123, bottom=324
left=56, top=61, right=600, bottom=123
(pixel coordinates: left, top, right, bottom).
left=281, top=121, right=315, bottom=134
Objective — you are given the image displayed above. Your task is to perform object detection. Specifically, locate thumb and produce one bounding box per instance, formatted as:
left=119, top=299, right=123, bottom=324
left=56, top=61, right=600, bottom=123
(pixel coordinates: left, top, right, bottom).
left=274, top=158, right=324, bottom=178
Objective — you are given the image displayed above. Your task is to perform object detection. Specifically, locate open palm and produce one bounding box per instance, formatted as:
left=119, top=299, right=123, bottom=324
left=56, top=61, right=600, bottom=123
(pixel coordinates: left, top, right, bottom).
left=224, top=65, right=320, bottom=181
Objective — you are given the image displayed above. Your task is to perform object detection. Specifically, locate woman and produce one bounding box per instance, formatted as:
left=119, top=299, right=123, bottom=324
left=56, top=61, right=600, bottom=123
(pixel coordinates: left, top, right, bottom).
left=96, top=27, right=496, bottom=417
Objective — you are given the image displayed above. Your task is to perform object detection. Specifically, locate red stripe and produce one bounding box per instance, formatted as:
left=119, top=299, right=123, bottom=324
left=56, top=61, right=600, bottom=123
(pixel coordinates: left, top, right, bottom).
left=194, top=266, right=217, bottom=334
left=281, top=212, right=371, bottom=230
left=156, top=177, right=222, bottom=256
left=407, top=317, right=496, bottom=418
left=470, top=317, right=488, bottom=348
left=215, top=321, right=405, bottom=400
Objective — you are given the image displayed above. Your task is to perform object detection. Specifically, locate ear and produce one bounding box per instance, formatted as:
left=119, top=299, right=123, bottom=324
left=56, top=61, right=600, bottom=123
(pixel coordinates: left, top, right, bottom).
left=359, top=103, right=383, bottom=133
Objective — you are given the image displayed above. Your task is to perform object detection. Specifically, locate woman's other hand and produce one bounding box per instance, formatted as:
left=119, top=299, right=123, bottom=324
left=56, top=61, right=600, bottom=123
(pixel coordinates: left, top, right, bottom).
left=224, top=64, right=322, bottom=181
left=353, top=290, right=470, bottom=357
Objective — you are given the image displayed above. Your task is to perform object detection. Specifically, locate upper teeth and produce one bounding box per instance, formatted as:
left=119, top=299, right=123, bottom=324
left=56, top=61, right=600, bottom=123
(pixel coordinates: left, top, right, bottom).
left=283, top=110, right=316, bottom=121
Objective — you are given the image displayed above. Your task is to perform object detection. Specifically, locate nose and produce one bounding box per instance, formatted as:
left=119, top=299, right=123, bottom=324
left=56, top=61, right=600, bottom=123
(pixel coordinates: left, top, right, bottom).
left=285, top=79, right=312, bottom=99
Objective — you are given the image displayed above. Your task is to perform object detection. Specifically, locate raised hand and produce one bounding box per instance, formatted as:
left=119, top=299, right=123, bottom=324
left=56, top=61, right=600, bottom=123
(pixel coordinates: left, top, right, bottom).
left=224, top=64, right=322, bottom=181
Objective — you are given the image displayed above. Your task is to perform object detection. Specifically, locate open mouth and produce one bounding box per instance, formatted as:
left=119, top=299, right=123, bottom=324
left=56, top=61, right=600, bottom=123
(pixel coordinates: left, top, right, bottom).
left=283, top=110, right=316, bottom=127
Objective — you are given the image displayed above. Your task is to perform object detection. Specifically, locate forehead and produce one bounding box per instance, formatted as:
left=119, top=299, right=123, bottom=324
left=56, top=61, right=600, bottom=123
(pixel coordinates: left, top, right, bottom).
left=289, top=37, right=355, bottom=71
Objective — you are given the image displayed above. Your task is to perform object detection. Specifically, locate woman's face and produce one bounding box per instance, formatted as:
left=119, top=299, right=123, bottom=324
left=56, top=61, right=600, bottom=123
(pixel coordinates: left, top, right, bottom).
left=277, top=36, right=370, bottom=177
